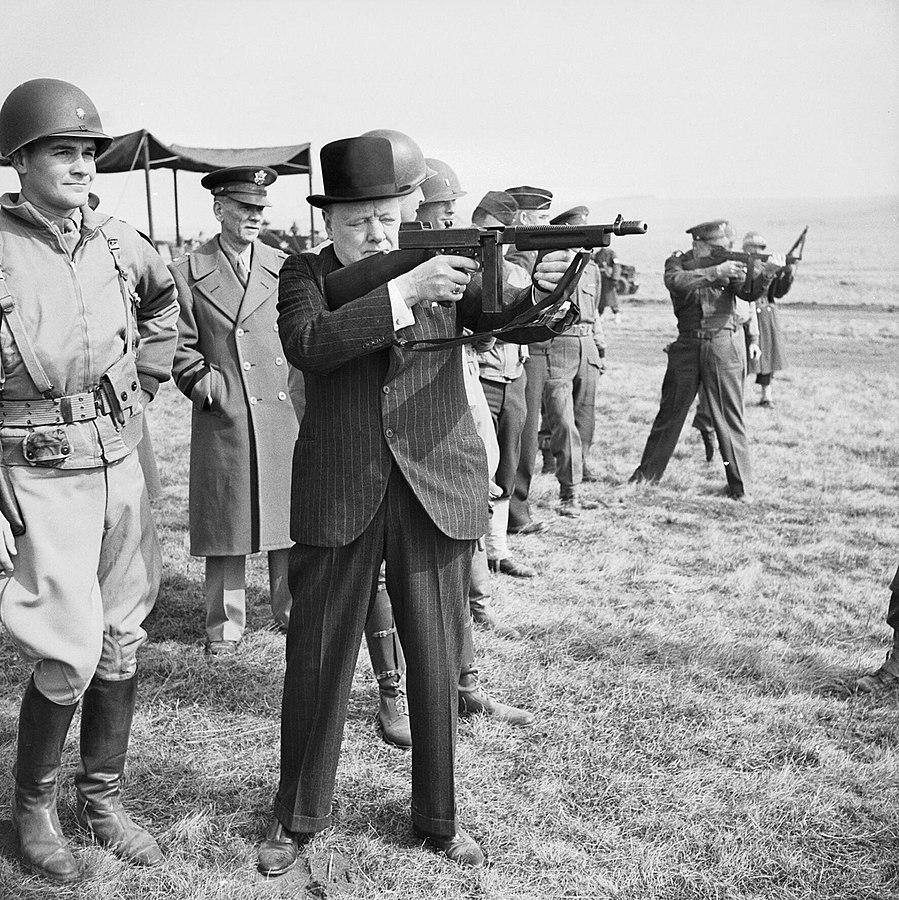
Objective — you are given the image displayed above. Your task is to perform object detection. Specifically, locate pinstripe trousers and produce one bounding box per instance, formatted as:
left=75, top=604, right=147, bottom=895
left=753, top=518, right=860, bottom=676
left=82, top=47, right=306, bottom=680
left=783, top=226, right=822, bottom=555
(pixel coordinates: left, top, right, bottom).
left=275, top=464, right=472, bottom=837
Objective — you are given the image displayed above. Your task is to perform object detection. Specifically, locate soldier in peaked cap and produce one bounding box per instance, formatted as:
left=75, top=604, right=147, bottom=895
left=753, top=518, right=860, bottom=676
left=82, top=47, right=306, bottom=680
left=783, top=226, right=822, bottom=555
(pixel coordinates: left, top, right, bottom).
left=629, top=219, right=768, bottom=501
left=257, top=137, right=573, bottom=873
left=529, top=205, right=606, bottom=515
left=170, top=166, right=297, bottom=656
left=0, top=78, right=178, bottom=881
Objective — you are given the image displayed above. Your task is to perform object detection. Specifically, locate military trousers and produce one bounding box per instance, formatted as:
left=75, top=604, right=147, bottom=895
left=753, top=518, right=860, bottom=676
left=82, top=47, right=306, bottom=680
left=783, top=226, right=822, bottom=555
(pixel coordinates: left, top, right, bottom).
left=0, top=450, right=160, bottom=704
left=509, top=351, right=549, bottom=529
left=204, top=549, right=292, bottom=642
left=541, top=335, right=600, bottom=492
left=634, top=329, right=751, bottom=494
left=275, top=464, right=471, bottom=837
left=887, top=563, right=899, bottom=644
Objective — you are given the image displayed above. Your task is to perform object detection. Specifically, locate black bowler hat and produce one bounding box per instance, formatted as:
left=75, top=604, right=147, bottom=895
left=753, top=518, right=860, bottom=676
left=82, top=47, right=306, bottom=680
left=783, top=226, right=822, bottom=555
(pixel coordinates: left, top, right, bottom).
left=307, top=136, right=420, bottom=208
left=200, top=166, right=277, bottom=207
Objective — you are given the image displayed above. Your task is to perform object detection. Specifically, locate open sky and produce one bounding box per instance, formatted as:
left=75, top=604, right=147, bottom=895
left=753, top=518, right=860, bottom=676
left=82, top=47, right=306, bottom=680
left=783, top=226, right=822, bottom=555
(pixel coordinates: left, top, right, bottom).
left=1, top=0, right=896, bottom=239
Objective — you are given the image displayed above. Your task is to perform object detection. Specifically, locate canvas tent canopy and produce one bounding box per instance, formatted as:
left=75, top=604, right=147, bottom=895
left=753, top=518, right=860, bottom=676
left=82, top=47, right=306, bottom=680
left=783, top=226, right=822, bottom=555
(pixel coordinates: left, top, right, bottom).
left=2, top=128, right=313, bottom=243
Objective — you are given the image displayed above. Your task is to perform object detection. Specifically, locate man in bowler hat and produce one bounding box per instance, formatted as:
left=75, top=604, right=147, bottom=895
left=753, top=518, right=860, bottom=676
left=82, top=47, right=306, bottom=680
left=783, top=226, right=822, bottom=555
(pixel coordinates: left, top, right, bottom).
left=257, top=136, right=573, bottom=871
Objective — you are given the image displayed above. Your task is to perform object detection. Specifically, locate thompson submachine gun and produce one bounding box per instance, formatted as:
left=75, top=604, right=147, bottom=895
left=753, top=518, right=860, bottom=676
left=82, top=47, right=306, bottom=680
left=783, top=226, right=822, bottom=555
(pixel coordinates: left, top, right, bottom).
left=324, top=215, right=648, bottom=314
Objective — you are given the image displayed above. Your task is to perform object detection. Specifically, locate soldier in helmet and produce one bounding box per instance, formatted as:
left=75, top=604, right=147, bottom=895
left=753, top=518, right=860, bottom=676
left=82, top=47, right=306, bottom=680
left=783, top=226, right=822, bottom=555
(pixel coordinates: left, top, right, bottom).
left=0, top=79, right=178, bottom=881
left=742, top=231, right=791, bottom=406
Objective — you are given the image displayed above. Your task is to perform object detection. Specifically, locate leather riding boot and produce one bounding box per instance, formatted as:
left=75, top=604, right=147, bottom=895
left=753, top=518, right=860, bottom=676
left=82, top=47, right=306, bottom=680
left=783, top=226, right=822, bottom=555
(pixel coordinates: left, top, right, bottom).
left=365, top=591, right=412, bottom=748
left=75, top=675, right=163, bottom=866
left=458, top=673, right=535, bottom=726
left=12, top=677, right=80, bottom=883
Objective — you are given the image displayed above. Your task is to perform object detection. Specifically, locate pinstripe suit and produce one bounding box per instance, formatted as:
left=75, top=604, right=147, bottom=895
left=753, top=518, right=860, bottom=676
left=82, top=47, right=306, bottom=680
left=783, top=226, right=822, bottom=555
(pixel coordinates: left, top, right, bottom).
left=274, top=246, right=534, bottom=836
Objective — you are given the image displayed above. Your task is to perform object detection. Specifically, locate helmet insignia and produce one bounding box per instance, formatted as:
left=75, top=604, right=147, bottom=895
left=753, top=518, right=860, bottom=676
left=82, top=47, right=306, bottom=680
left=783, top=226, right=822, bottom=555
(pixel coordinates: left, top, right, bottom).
left=75, top=107, right=85, bottom=120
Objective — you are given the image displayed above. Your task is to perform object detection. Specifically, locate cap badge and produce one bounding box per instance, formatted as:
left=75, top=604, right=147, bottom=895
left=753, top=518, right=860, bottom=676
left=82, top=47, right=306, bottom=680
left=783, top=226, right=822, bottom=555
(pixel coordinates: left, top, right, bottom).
left=75, top=108, right=85, bottom=120
left=254, top=169, right=267, bottom=185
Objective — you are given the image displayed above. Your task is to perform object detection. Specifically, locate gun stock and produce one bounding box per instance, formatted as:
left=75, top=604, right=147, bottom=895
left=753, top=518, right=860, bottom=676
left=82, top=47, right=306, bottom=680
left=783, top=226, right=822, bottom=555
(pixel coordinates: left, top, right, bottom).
left=324, top=248, right=429, bottom=310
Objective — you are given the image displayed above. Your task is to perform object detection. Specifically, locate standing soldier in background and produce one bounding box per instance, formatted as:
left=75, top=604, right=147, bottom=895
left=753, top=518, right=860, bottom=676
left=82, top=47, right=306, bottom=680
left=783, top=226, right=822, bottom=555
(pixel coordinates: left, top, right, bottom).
left=742, top=231, right=791, bottom=406
left=0, top=79, right=178, bottom=882
left=171, top=167, right=297, bottom=656
left=629, top=220, right=768, bottom=501
left=531, top=205, right=603, bottom=516
left=506, top=185, right=555, bottom=534
left=594, top=245, right=621, bottom=318
left=473, top=191, right=537, bottom=574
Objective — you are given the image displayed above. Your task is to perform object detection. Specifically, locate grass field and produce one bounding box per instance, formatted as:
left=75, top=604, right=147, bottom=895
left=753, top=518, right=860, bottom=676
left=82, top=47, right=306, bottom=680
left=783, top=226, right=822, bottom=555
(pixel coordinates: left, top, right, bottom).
left=0, top=301, right=897, bottom=899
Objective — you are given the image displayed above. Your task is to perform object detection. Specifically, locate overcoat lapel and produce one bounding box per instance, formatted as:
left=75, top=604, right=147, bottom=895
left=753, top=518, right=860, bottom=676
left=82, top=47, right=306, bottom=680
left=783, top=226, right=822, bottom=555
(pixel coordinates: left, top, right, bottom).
left=189, top=239, right=243, bottom=323
left=238, top=241, right=279, bottom=322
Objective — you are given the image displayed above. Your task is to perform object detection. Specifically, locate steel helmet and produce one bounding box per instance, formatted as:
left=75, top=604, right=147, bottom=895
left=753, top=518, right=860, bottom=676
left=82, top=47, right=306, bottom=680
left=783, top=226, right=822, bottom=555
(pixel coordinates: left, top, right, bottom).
left=0, top=78, right=112, bottom=159
left=420, top=158, right=466, bottom=203
left=742, top=231, right=767, bottom=250
left=361, top=129, right=431, bottom=190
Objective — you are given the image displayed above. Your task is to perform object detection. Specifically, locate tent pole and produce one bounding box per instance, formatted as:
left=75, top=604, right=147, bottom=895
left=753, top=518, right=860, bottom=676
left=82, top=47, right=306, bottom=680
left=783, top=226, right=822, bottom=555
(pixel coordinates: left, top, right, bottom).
left=308, top=169, right=314, bottom=246
left=173, top=168, right=181, bottom=247
left=142, top=133, right=155, bottom=243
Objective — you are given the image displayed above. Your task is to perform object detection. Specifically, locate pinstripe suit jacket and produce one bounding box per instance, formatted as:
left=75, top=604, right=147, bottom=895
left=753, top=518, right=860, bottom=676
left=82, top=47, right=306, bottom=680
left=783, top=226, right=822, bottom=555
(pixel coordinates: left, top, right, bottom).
left=277, top=245, right=535, bottom=547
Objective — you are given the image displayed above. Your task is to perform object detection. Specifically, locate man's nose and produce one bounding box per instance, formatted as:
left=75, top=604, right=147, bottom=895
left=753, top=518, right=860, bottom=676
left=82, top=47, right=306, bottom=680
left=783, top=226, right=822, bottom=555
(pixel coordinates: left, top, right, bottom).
left=367, top=219, right=386, bottom=242
left=71, top=153, right=91, bottom=175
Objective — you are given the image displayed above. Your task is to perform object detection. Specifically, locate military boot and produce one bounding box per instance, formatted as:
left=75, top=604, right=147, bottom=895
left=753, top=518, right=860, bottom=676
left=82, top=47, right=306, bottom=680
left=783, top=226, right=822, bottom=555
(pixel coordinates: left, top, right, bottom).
left=74, top=675, right=163, bottom=866
left=11, top=677, right=80, bottom=883
left=458, top=673, right=534, bottom=726
left=856, top=647, right=899, bottom=694
left=366, top=597, right=412, bottom=748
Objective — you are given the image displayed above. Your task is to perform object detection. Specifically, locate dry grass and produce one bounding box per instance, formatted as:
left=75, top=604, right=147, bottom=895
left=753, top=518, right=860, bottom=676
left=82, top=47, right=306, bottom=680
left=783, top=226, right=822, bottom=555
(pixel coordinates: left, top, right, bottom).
left=0, top=302, right=897, bottom=899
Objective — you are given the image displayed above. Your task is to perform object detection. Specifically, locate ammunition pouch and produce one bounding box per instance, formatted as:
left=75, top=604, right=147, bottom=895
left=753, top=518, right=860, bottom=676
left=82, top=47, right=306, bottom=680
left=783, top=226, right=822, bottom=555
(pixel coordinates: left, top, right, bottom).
left=99, top=352, right=142, bottom=430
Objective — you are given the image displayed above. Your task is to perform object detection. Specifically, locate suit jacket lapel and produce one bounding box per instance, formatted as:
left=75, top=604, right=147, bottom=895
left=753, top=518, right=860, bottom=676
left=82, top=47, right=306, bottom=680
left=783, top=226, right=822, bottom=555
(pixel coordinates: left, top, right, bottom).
left=238, top=241, right=278, bottom=322
left=190, top=238, right=243, bottom=323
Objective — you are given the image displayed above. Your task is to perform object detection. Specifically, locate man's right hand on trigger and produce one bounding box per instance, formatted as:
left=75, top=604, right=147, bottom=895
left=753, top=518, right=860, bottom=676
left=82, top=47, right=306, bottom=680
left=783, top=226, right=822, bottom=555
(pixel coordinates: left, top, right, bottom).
left=0, top=513, right=17, bottom=575
left=395, top=256, right=479, bottom=308
left=715, top=260, right=746, bottom=284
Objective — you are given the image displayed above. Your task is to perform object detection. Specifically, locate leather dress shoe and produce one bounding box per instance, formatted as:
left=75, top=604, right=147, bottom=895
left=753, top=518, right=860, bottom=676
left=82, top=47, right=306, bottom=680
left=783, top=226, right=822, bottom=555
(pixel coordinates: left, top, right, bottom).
left=628, top=468, right=646, bottom=484
left=458, top=674, right=534, bottom=726
left=488, top=556, right=535, bottom=578
left=469, top=597, right=497, bottom=629
left=415, top=826, right=485, bottom=868
left=558, top=496, right=599, bottom=517
left=507, top=521, right=546, bottom=535
left=205, top=640, right=239, bottom=657
left=726, top=490, right=753, bottom=504
left=257, top=820, right=309, bottom=877
left=856, top=649, right=899, bottom=694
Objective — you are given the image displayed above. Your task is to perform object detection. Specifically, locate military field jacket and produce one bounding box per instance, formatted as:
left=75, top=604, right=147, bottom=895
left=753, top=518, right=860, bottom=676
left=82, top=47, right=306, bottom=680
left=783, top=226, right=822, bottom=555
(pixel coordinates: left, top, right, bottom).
left=0, top=194, right=178, bottom=468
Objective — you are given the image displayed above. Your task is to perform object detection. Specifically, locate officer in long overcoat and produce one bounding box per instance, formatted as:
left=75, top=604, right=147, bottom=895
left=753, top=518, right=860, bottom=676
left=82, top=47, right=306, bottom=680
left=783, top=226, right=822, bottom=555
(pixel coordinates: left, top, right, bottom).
left=171, top=168, right=297, bottom=653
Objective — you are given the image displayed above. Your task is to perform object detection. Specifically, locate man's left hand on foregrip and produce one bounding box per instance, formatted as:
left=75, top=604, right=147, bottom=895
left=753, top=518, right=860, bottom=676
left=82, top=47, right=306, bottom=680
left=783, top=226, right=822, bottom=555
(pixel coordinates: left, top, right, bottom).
left=533, top=250, right=575, bottom=293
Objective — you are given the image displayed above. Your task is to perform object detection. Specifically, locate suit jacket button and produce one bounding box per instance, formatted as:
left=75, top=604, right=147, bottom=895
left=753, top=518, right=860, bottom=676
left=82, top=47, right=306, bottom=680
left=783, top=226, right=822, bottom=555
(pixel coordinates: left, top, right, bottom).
left=384, top=428, right=393, bottom=438
left=382, top=386, right=390, bottom=394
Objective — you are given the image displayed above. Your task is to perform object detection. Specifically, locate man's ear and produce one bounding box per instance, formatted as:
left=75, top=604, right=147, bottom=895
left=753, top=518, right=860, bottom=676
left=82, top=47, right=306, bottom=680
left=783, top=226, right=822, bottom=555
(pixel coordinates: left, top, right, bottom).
left=212, top=199, right=225, bottom=224
left=322, top=207, right=334, bottom=240
left=9, top=149, right=27, bottom=177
